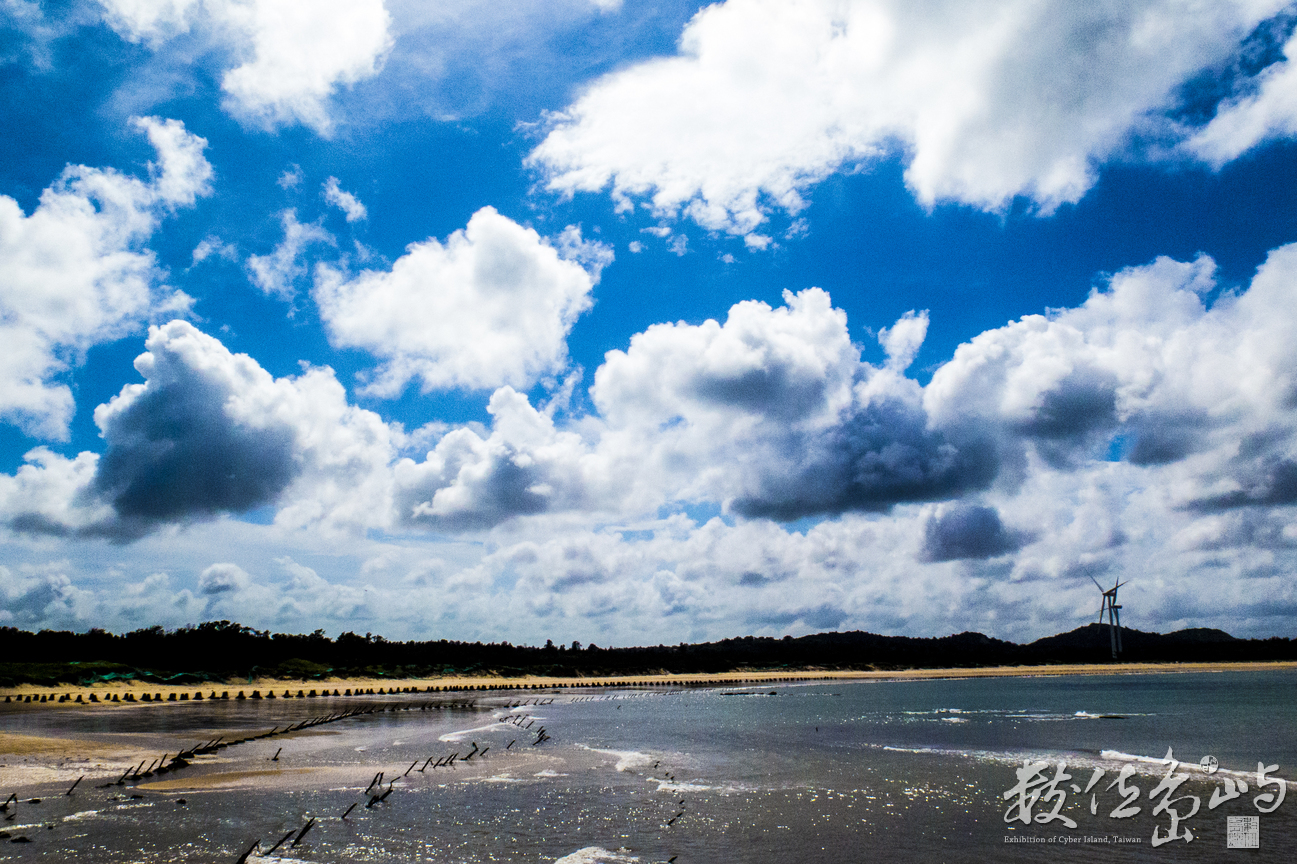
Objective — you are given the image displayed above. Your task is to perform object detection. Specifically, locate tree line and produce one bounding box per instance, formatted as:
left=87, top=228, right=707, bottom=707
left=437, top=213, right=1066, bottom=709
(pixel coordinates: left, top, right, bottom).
left=0, top=620, right=1293, bottom=686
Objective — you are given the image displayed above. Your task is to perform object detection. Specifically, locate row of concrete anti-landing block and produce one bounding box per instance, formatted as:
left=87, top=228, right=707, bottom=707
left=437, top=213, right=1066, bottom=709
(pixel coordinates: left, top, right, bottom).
left=1, top=675, right=835, bottom=708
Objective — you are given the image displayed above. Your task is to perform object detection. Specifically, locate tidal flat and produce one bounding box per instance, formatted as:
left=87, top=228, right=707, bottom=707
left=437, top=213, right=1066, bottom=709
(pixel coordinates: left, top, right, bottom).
left=0, top=668, right=1294, bottom=862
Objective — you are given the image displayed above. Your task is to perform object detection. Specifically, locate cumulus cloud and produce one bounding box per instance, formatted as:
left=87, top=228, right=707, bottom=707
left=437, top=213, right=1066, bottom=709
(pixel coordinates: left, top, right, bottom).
left=1187, top=25, right=1297, bottom=165
left=6, top=235, right=1297, bottom=651
left=926, top=246, right=1297, bottom=502
left=98, top=0, right=393, bottom=132
left=386, top=288, right=996, bottom=529
left=389, top=242, right=1297, bottom=535
left=246, top=209, right=333, bottom=300
left=91, top=326, right=301, bottom=523
left=0, top=563, right=94, bottom=628
left=590, top=288, right=998, bottom=520
left=594, top=288, right=859, bottom=429
left=0, top=116, right=210, bottom=439
left=314, top=206, right=609, bottom=395
left=393, top=386, right=599, bottom=530
left=0, top=320, right=395, bottom=540
left=322, top=176, right=367, bottom=221
left=0, top=470, right=1293, bottom=644
left=727, top=398, right=1000, bottom=520
left=530, top=0, right=1290, bottom=239
left=198, top=561, right=251, bottom=594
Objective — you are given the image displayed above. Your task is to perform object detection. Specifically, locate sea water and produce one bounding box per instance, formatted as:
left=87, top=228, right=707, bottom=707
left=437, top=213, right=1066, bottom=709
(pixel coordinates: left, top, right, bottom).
left=0, top=670, right=1293, bottom=862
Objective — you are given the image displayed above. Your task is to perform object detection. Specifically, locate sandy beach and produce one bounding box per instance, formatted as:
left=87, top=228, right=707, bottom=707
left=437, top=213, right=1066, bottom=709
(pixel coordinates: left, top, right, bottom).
left=9, top=659, right=1289, bottom=775
left=2, top=659, right=1293, bottom=716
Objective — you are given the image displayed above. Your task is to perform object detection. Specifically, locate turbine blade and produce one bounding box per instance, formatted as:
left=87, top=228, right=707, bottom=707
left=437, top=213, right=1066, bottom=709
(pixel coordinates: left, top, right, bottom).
left=1089, top=574, right=1104, bottom=591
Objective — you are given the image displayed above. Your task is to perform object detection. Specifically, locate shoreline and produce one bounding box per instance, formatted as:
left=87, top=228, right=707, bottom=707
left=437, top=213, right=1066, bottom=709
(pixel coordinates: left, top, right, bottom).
left=0, top=660, right=1293, bottom=785
left=2, top=660, right=1293, bottom=709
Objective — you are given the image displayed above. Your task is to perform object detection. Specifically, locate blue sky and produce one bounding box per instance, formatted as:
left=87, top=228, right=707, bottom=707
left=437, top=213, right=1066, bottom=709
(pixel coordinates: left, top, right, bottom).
left=3, top=0, right=1297, bottom=646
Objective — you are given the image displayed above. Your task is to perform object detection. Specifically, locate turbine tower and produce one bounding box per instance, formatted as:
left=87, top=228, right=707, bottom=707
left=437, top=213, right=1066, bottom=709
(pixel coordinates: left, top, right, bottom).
left=1090, top=575, right=1125, bottom=660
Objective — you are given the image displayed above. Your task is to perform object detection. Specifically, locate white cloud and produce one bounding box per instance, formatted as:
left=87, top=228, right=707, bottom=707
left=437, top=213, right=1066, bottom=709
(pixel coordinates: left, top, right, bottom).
left=314, top=206, right=609, bottom=394
left=923, top=247, right=1297, bottom=483
left=245, top=209, right=333, bottom=300
left=1187, top=28, right=1297, bottom=166
left=322, top=176, right=367, bottom=222
left=0, top=320, right=396, bottom=539
left=218, top=0, right=392, bottom=131
left=98, top=0, right=393, bottom=133
left=277, top=164, right=302, bottom=188
left=390, top=242, right=1297, bottom=534
left=10, top=243, right=1297, bottom=550
left=97, top=0, right=202, bottom=43
left=587, top=289, right=997, bottom=518
left=593, top=287, right=858, bottom=432
left=530, top=0, right=1290, bottom=238
left=198, top=561, right=252, bottom=594
left=191, top=234, right=238, bottom=265
left=877, top=308, right=928, bottom=371
left=383, top=288, right=992, bottom=529
left=1, top=0, right=75, bottom=69
left=4, top=478, right=1297, bottom=642
left=0, top=563, right=95, bottom=628
left=0, top=448, right=114, bottom=537
left=5, top=235, right=1297, bottom=643
left=0, top=116, right=210, bottom=439
left=393, top=386, right=602, bottom=530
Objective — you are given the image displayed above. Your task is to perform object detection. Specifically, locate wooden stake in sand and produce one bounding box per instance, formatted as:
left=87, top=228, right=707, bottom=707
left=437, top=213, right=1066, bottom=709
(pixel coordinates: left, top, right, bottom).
left=65, top=776, right=83, bottom=796
left=265, top=830, right=296, bottom=855
left=291, top=818, right=315, bottom=847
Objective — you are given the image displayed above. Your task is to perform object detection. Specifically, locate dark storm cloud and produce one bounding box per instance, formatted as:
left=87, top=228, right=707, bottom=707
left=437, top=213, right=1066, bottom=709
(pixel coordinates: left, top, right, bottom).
left=6, top=510, right=153, bottom=543
left=1, top=322, right=310, bottom=541
left=1126, top=422, right=1204, bottom=465
left=688, top=361, right=831, bottom=422
left=1012, top=371, right=1119, bottom=467
left=920, top=505, right=1028, bottom=562
left=731, top=399, right=1000, bottom=522
left=92, top=365, right=298, bottom=523
left=1191, top=457, right=1297, bottom=511
left=751, top=604, right=848, bottom=630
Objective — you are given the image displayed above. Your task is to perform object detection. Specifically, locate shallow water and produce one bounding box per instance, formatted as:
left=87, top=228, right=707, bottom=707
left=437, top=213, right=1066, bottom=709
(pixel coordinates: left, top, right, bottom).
left=0, top=670, right=1293, bottom=862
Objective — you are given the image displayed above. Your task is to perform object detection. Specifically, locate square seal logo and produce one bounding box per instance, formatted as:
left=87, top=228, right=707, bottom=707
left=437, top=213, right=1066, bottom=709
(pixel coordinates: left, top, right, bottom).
left=1227, top=815, right=1259, bottom=849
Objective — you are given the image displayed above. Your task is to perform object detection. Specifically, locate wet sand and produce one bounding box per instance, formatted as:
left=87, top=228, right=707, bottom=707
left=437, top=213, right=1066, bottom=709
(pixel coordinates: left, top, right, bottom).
left=0, top=732, right=125, bottom=759
left=0, top=670, right=1293, bottom=862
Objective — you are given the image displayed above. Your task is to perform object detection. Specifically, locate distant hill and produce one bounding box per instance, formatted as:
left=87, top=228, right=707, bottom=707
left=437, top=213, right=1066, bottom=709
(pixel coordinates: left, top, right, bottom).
left=1029, top=623, right=1237, bottom=652
left=0, top=620, right=1291, bottom=686
left=1025, top=623, right=1269, bottom=664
